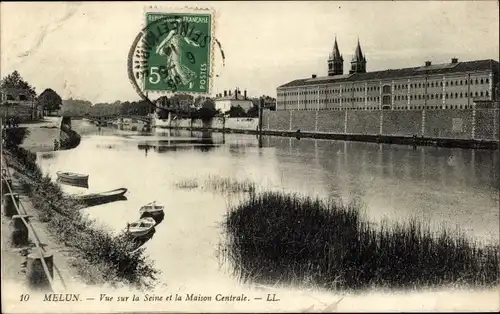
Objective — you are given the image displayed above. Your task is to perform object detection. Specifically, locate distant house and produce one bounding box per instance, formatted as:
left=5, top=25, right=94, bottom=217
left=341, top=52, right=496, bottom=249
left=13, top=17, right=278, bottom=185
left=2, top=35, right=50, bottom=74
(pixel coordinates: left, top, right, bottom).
left=214, top=88, right=253, bottom=113
left=0, top=87, right=41, bottom=120
left=1, top=87, right=33, bottom=105
left=156, top=95, right=193, bottom=113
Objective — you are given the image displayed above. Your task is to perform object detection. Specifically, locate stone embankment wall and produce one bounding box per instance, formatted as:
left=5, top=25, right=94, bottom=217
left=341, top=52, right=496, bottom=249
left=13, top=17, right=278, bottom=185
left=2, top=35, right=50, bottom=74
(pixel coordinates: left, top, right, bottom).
left=163, top=117, right=260, bottom=130
left=262, top=109, right=499, bottom=141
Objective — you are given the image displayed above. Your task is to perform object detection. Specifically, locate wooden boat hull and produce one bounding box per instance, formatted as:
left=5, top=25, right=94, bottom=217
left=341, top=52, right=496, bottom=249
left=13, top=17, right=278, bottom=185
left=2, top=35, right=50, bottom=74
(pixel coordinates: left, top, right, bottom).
left=127, top=217, right=156, bottom=237
left=140, top=210, right=165, bottom=224
left=129, top=228, right=153, bottom=237
left=57, top=171, right=89, bottom=182
left=71, top=188, right=128, bottom=207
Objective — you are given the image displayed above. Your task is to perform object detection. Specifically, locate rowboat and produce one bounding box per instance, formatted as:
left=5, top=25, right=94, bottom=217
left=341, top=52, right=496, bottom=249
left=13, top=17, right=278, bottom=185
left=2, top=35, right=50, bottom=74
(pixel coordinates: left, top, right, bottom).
left=57, top=178, right=89, bottom=189
left=56, top=171, right=89, bottom=182
left=70, top=188, right=128, bottom=207
left=139, top=201, right=164, bottom=216
left=127, top=217, right=156, bottom=237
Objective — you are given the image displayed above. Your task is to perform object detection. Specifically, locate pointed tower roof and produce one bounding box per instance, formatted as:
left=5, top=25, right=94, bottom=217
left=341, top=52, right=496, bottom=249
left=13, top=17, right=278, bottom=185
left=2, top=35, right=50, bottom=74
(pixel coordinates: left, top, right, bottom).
left=331, top=36, right=342, bottom=60
left=352, top=39, right=365, bottom=62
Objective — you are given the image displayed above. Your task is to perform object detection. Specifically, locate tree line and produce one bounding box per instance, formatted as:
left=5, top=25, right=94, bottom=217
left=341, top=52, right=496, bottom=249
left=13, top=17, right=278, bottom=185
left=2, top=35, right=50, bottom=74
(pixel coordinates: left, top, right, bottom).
left=1, top=71, right=276, bottom=121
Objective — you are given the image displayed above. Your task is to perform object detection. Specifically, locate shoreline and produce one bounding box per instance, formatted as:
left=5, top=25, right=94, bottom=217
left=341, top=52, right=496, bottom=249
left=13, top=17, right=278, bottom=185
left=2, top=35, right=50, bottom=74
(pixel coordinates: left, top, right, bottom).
left=154, top=125, right=499, bottom=150
left=1, top=124, right=159, bottom=294
left=1, top=163, right=86, bottom=291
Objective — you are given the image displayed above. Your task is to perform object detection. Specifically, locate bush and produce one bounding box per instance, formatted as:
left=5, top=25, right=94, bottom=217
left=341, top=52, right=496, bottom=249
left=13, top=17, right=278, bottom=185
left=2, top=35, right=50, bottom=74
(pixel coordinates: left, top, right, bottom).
left=222, top=192, right=499, bottom=290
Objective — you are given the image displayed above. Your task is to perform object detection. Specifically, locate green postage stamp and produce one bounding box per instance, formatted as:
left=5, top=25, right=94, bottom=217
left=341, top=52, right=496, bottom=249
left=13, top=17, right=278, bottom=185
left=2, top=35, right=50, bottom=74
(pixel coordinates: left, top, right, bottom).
left=142, top=8, right=214, bottom=94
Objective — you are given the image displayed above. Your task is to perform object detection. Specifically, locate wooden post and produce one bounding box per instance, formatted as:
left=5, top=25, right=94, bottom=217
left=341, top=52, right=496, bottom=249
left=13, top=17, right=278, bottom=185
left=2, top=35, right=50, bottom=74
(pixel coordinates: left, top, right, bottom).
left=2, top=177, right=12, bottom=197
left=26, top=252, right=54, bottom=291
left=10, top=215, right=31, bottom=247
left=2, top=192, right=19, bottom=217
left=258, top=97, right=264, bottom=134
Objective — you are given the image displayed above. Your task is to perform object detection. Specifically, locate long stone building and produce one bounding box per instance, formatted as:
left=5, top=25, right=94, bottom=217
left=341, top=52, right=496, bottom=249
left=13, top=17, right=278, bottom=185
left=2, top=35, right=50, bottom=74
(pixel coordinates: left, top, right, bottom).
left=276, top=38, right=499, bottom=111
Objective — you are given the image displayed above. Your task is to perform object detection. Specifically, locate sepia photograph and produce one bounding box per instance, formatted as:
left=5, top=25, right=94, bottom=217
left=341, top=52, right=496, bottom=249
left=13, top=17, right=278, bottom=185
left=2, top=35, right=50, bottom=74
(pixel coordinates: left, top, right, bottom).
left=1, top=1, right=499, bottom=313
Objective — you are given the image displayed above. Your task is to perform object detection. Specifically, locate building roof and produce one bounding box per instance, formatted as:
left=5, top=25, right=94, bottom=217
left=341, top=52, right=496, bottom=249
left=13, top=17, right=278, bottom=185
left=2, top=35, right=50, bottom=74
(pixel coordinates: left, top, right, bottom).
left=215, top=94, right=252, bottom=101
left=278, top=59, right=500, bottom=89
left=352, top=40, right=365, bottom=62
left=329, top=37, right=342, bottom=61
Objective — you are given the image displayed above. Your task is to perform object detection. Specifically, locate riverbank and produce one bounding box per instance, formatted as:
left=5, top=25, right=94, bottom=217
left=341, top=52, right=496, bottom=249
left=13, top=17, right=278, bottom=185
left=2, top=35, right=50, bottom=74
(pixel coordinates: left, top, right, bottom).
left=2, top=126, right=160, bottom=291
left=17, top=118, right=61, bottom=152
left=1, top=163, right=86, bottom=292
left=155, top=126, right=499, bottom=150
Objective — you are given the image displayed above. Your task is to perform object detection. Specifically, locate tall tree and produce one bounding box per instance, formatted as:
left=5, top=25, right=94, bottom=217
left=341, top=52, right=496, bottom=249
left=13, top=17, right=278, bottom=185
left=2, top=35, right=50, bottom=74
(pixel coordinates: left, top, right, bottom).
left=0, top=70, right=36, bottom=96
left=38, top=88, right=62, bottom=112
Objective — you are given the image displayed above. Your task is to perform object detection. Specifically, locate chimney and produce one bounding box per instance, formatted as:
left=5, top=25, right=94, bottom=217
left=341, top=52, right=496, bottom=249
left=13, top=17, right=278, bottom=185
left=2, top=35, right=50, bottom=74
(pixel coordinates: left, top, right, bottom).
left=451, top=57, right=458, bottom=64
left=312, top=74, right=317, bottom=78
left=224, top=90, right=227, bottom=97
left=234, top=89, right=237, bottom=98
left=425, top=61, right=432, bottom=67
left=244, top=90, right=247, bottom=99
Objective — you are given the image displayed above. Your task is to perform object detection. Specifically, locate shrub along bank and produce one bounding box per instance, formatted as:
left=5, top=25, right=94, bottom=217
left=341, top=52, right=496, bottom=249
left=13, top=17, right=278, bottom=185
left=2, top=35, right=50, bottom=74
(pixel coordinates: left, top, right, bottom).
left=4, top=136, right=159, bottom=290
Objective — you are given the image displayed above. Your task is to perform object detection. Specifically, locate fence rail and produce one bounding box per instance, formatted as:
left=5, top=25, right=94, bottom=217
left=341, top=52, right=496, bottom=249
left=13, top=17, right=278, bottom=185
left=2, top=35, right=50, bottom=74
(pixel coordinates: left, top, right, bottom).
left=1, top=153, right=67, bottom=292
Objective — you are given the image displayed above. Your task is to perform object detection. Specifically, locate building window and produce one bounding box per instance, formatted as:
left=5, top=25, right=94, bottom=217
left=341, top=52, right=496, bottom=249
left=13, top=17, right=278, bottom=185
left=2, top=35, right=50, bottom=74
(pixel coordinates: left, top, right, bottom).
left=480, top=91, right=484, bottom=97
left=440, top=82, right=443, bottom=87
left=475, top=79, right=479, bottom=84
left=460, top=80, right=463, bottom=85
left=480, top=78, right=484, bottom=84
left=486, top=78, right=489, bottom=84
left=486, top=91, right=489, bottom=97
left=450, top=81, right=454, bottom=86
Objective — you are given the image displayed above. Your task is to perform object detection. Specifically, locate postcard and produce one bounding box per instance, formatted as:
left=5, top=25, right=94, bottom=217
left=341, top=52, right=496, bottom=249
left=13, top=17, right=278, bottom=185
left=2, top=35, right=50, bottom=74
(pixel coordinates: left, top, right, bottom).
left=1, top=1, right=499, bottom=313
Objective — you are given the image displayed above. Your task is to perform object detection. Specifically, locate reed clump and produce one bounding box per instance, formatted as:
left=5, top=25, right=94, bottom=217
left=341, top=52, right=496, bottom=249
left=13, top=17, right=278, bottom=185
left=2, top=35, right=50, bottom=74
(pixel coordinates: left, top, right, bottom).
left=4, top=146, right=159, bottom=290
left=204, top=175, right=255, bottom=194
left=223, top=192, right=499, bottom=290
left=173, top=178, right=199, bottom=189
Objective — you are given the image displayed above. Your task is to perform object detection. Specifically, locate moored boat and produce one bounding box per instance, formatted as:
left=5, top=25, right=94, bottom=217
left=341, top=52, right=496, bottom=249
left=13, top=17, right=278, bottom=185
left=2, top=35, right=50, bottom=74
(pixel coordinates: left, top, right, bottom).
left=56, top=171, right=89, bottom=182
left=127, top=217, right=156, bottom=237
left=139, top=201, right=164, bottom=217
left=70, top=188, right=128, bottom=207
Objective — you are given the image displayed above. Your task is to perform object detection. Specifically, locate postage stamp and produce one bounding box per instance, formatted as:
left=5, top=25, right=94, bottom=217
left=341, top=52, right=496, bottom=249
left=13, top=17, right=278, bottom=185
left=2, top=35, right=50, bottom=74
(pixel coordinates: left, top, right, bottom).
left=129, top=6, right=215, bottom=97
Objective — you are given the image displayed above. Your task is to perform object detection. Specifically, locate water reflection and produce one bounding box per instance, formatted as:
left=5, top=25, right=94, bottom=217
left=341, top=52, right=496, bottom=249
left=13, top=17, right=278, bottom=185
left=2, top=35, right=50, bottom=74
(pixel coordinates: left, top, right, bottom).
left=37, top=120, right=499, bottom=286
left=136, top=131, right=222, bottom=154
left=57, top=178, right=89, bottom=189
left=269, top=137, right=499, bottom=240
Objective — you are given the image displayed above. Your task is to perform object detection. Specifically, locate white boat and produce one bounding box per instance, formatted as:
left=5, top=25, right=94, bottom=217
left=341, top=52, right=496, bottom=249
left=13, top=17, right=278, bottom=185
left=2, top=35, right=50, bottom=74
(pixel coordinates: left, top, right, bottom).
left=127, top=217, right=156, bottom=237
left=139, top=201, right=165, bottom=216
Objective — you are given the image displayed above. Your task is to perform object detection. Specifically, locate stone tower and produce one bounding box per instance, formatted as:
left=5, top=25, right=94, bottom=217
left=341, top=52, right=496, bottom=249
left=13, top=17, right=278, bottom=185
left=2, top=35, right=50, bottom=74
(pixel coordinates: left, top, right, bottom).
left=327, top=37, right=343, bottom=76
left=349, top=39, right=367, bottom=74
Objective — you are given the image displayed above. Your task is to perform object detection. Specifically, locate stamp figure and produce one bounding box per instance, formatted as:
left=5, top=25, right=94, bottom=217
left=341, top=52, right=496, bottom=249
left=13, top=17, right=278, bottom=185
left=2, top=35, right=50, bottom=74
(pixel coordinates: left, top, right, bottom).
left=143, top=11, right=213, bottom=94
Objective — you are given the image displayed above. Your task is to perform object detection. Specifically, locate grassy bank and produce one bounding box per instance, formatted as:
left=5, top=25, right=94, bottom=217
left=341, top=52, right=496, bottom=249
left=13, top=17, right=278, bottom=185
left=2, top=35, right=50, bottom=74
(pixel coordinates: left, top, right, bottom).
left=223, top=192, right=499, bottom=291
left=3, top=129, right=159, bottom=290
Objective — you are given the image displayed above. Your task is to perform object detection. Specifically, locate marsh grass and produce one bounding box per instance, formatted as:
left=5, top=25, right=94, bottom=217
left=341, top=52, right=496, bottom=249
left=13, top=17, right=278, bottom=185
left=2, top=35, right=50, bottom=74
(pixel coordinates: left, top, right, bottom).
left=222, top=192, right=499, bottom=291
left=203, top=175, right=256, bottom=194
left=173, top=175, right=256, bottom=195
left=173, top=178, right=199, bottom=189
left=4, top=146, right=160, bottom=290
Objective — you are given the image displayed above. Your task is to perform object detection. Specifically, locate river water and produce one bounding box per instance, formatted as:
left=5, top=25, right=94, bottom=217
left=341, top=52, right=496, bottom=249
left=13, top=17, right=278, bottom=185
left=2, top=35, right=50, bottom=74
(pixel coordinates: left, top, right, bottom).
left=36, top=119, right=499, bottom=291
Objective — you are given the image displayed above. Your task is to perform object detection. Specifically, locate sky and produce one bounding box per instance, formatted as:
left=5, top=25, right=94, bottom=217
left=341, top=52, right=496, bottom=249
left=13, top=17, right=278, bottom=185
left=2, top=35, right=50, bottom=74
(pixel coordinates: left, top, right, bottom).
left=1, top=1, right=499, bottom=104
